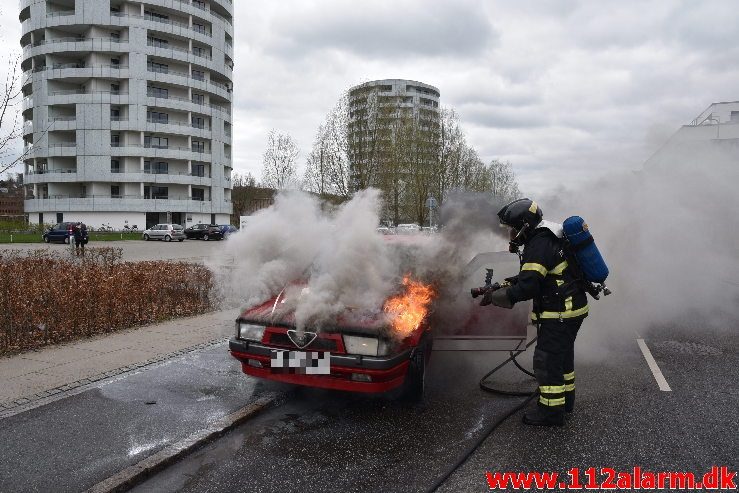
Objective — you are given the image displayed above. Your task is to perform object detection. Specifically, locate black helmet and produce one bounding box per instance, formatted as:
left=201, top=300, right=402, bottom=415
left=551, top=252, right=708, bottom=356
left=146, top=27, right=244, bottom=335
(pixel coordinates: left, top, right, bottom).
left=497, top=198, right=543, bottom=231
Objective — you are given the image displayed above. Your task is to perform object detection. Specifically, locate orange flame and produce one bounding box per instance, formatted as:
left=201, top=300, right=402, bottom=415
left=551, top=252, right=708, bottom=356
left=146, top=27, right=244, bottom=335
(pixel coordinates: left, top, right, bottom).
left=383, top=275, right=435, bottom=337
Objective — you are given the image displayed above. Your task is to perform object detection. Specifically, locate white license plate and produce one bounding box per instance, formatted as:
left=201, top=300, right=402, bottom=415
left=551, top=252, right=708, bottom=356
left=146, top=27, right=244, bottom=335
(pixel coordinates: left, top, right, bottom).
left=270, top=350, right=331, bottom=375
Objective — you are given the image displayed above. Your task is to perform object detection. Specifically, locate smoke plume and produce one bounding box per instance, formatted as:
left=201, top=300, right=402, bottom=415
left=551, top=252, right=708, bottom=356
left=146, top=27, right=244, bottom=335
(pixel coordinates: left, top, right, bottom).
left=543, top=140, right=739, bottom=358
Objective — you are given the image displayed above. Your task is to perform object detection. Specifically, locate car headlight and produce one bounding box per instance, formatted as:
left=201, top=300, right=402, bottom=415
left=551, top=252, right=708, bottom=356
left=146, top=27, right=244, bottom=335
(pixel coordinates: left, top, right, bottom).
left=237, top=322, right=266, bottom=341
left=343, top=335, right=390, bottom=357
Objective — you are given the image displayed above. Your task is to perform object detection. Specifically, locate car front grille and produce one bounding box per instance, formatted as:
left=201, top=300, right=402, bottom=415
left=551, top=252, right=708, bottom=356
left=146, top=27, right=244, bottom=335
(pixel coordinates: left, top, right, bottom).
left=267, top=332, right=338, bottom=351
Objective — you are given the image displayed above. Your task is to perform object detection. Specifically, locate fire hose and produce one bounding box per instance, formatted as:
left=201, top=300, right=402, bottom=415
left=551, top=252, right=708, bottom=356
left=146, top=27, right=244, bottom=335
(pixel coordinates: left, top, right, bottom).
left=425, top=333, right=540, bottom=492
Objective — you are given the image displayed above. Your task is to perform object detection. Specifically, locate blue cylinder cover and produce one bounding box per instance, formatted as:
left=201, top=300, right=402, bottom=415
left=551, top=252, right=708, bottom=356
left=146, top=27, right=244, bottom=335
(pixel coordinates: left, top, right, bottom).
left=562, top=216, right=609, bottom=283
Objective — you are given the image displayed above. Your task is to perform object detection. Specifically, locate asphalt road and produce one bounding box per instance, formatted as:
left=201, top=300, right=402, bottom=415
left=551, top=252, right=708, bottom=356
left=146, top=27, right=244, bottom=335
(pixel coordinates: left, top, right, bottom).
left=2, top=321, right=736, bottom=493
left=0, top=237, right=231, bottom=263
left=0, top=344, right=267, bottom=493
left=132, top=324, right=738, bottom=493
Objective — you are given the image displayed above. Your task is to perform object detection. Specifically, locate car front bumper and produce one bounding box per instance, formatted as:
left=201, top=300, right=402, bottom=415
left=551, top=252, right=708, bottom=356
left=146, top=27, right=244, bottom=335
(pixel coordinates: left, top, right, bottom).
left=229, top=338, right=412, bottom=393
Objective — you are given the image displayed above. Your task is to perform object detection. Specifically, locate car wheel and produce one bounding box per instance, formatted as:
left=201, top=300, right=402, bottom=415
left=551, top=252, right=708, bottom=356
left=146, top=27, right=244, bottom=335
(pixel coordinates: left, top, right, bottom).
left=202, top=233, right=209, bottom=241
left=43, top=236, right=50, bottom=243
left=143, top=234, right=149, bottom=241
left=164, top=235, right=171, bottom=242
left=400, top=340, right=430, bottom=402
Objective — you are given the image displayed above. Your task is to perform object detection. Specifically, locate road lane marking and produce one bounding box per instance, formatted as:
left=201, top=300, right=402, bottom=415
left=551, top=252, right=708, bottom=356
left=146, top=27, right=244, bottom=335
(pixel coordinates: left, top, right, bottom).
left=637, top=339, right=672, bottom=392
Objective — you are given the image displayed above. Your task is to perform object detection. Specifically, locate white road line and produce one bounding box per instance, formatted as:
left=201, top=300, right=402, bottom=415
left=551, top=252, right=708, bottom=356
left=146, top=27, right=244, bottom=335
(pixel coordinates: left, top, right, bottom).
left=637, top=339, right=672, bottom=392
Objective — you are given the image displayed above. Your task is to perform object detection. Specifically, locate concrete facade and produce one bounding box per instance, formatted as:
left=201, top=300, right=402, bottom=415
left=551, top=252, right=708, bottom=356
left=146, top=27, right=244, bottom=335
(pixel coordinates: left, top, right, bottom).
left=20, top=0, right=234, bottom=229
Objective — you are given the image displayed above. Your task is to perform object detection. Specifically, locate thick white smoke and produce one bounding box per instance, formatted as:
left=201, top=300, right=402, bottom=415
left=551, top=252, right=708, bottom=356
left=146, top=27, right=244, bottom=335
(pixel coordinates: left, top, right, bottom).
left=214, top=189, right=510, bottom=338
left=544, top=140, right=739, bottom=358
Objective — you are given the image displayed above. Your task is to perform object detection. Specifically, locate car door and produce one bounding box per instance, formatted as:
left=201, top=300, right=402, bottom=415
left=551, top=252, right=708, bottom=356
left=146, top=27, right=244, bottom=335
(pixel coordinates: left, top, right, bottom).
left=151, top=225, right=162, bottom=239
left=431, top=251, right=530, bottom=351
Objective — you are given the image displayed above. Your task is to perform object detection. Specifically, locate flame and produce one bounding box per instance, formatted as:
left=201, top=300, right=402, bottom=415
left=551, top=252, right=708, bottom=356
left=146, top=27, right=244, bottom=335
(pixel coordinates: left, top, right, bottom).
left=383, top=275, right=435, bottom=337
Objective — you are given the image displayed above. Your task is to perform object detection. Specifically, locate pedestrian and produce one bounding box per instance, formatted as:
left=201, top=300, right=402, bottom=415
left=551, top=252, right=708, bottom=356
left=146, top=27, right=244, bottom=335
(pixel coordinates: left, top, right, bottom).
left=74, top=222, right=88, bottom=257
left=481, top=198, right=588, bottom=426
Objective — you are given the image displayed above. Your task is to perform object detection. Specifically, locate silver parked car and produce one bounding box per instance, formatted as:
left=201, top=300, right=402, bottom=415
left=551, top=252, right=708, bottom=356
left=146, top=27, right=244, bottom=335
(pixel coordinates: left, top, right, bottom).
left=142, top=224, right=186, bottom=242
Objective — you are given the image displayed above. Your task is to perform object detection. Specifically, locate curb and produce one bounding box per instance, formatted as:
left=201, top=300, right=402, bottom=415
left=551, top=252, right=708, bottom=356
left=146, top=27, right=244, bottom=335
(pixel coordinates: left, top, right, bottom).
left=84, top=393, right=278, bottom=493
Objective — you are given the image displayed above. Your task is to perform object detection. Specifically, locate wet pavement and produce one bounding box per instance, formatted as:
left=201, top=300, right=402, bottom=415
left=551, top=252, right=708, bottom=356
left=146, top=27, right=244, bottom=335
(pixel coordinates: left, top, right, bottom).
left=0, top=344, right=267, bottom=493
left=1, top=322, right=736, bottom=492
left=132, top=324, right=738, bottom=493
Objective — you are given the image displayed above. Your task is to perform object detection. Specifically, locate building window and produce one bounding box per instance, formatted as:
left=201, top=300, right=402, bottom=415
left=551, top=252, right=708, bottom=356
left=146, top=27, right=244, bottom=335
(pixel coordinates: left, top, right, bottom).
left=191, top=140, right=205, bottom=153
left=144, top=136, right=168, bottom=149
left=111, top=134, right=120, bottom=147
left=111, top=185, right=121, bottom=198
left=192, top=46, right=204, bottom=57
left=147, top=61, right=169, bottom=74
left=148, top=36, right=169, bottom=48
left=192, top=164, right=205, bottom=177
left=111, top=159, right=121, bottom=173
left=144, top=186, right=168, bottom=199
left=192, top=23, right=207, bottom=34
left=144, top=161, right=168, bottom=174
left=147, top=111, right=168, bottom=124
left=111, top=107, right=121, bottom=120
left=110, top=83, right=120, bottom=94
left=147, top=86, right=169, bottom=98
left=192, top=93, right=204, bottom=104
left=731, top=111, right=739, bottom=123
left=191, top=116, right=204, bottom=129
left=192, top=188, right=204, bottom=201
left=193, top=0, right=205, bottom=9
left=145, top=10, right=169, bottom=22
left=192, top=69, right=204, bottom=81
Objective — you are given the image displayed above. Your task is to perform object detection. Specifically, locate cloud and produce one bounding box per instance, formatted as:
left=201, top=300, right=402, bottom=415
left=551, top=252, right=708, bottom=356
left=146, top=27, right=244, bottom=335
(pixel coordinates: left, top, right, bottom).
left=264, top=0, right=497, bottom=60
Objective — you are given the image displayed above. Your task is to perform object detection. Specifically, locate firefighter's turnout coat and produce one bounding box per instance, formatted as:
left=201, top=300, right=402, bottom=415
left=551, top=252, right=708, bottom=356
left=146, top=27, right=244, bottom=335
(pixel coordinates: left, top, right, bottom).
left=506, top=227, right=588, bottom=322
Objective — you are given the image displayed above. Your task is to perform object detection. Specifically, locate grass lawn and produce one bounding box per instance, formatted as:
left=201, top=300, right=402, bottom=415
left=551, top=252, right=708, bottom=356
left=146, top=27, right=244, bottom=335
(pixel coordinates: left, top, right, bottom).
left=0, top=232, right=143, bottom=243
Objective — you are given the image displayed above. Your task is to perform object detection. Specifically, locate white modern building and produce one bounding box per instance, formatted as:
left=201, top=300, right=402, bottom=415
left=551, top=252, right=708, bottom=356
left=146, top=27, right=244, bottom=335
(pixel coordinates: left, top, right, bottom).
left=20, top=0, right=233, bottom=229
left=645, top=101, right=739, bottom=169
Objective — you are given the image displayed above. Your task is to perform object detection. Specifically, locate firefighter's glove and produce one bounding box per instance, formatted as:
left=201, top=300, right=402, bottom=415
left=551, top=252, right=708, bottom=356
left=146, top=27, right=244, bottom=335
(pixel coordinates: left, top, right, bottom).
left=490, top=288, right=513, bottom=309
left=479, top=288, right=494, bottom=306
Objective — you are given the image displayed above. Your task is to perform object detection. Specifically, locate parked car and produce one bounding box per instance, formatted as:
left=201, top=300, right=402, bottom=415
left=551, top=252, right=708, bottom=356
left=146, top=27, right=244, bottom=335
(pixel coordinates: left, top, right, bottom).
left=376, top=226, right=395, bottom=235
left=142, top=224, right=186, bottom=242
left=184, top=224, right=223, bottom=241
left=42, top=222, right=75, bottom=243
left=396, top=223, right=421, bottom=235
left=217, top=224, right=238, bottom=239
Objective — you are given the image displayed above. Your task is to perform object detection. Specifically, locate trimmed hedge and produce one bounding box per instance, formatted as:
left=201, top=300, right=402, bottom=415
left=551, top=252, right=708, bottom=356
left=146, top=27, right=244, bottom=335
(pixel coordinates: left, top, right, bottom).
left=0, top=248, right=214, bottom=355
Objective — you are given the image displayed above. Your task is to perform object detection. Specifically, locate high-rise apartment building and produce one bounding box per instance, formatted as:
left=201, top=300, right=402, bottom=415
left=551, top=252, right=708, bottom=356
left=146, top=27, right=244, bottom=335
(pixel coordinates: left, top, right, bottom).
left=347, top=79, right=440, bottom=193
left=20, top=0, right=233, bottom=228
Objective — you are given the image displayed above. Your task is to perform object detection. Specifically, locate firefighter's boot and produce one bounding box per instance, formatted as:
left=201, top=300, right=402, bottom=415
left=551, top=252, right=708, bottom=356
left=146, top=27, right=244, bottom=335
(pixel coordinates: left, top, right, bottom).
left=523, top=404, right=565, bottom=427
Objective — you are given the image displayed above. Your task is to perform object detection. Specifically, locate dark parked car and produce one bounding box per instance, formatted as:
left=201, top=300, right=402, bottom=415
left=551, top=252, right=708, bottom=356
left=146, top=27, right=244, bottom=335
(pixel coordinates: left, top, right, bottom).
left=217, top=224, right=237, bottom=238
left=42, top=222, right=75, bottom=243
left=184, top=224, right=223, bottom=241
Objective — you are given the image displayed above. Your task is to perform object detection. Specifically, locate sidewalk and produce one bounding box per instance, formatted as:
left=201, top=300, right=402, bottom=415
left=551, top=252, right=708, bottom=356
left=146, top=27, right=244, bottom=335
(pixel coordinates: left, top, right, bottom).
left=0, top=308, right=241, bottom=410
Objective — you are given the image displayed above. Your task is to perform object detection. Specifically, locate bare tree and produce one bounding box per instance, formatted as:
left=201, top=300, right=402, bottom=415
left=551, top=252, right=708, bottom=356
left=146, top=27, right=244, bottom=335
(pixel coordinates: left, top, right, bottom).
left=488, top=159, right=521, bottom=202
left=304, top=94, right=351, bottom=198
left=261, top=130, right=299, bottom=189
left=0, top=55, right=34, bottom=175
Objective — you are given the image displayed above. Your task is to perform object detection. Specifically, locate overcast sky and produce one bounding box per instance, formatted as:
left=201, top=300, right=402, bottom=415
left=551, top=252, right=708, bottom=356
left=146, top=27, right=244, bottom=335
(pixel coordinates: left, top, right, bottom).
left=3, top=0, right=739, bottom=195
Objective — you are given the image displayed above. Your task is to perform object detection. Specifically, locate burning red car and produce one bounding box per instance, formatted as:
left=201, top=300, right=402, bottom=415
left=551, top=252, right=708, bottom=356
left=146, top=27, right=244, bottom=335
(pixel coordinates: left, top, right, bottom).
left=230, top=252, right=529, bottom=399
left=229, top=276, right=435, bottom=399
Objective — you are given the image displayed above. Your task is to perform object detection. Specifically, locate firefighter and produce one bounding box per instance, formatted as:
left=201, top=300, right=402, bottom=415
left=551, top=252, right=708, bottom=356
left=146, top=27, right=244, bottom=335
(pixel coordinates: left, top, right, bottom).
left=481, top=198, right=588, bottom=426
